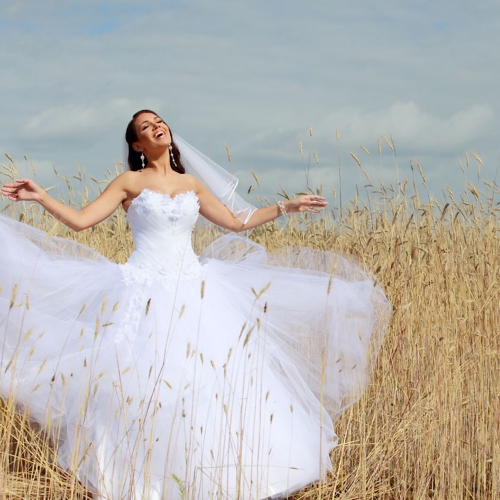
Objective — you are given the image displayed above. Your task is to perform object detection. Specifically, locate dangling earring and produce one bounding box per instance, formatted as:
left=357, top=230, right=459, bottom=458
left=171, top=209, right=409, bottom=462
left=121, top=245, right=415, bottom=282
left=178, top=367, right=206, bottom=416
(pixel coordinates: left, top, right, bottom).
left=140, top=153, right=145, bottom=169
left=169, top=144, right=178, bottom=168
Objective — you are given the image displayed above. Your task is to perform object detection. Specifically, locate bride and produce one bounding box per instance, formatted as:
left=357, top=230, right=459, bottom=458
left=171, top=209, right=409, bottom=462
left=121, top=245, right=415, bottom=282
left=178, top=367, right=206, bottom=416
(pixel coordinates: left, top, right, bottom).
left=0, top=110, right=390, bottom=500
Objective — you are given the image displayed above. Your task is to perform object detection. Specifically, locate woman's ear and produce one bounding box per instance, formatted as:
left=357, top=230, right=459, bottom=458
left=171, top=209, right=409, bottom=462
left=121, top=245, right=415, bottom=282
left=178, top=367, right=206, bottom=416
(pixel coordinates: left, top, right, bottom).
left=132, top=142, right=143, bottom=153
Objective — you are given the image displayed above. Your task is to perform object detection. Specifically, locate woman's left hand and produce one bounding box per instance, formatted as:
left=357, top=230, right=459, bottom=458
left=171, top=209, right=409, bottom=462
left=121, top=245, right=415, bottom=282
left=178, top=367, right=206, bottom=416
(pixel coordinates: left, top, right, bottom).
left=286, top=195, right=328, bottom=214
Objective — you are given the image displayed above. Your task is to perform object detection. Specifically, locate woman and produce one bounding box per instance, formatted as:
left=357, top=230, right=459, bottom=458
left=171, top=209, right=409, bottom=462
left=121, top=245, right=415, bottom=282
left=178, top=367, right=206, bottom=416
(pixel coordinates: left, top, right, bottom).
left=0, top=110, right=390, bottom=500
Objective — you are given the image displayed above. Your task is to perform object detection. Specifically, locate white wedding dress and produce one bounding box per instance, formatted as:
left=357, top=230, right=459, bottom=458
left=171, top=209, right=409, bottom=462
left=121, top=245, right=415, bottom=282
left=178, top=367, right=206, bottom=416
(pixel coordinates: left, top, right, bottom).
left=0, top=188, right=390, bottom=500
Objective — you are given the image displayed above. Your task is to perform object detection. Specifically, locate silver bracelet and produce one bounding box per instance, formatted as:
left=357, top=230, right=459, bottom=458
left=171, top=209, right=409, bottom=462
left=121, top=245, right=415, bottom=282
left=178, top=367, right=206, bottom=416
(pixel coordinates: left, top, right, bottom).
left=276, top=200, right=287, bottom=217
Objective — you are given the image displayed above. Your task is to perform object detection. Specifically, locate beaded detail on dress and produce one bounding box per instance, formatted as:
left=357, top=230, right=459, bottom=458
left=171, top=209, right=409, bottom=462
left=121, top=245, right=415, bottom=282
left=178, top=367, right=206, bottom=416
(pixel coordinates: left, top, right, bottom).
left=119, top=189, right=202, bottom=286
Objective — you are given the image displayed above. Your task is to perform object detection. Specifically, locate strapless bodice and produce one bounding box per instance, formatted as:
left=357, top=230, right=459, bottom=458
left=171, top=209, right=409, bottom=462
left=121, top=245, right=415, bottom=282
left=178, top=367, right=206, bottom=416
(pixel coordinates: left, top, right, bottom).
left=120, top=189, right=202, bottom=285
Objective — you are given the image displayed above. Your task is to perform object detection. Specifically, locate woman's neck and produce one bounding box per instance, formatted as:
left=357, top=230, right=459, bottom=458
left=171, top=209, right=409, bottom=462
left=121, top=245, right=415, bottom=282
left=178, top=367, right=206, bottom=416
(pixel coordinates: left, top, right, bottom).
left=144, top=149, right=173, bottom=174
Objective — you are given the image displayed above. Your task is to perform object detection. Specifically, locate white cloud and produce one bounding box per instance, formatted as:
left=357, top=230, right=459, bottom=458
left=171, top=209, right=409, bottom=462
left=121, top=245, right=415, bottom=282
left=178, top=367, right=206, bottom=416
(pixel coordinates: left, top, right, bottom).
left=319, top=102, right=495, bottom=153
left=23, top=99, right=145, bottom=139
left=1, top=0, right=500, bottom=206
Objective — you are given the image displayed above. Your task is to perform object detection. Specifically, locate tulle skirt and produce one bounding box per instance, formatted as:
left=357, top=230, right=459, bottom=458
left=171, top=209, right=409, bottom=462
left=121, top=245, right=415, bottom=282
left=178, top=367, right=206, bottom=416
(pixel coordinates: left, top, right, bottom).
left=0, top=214, right=390, bottom=500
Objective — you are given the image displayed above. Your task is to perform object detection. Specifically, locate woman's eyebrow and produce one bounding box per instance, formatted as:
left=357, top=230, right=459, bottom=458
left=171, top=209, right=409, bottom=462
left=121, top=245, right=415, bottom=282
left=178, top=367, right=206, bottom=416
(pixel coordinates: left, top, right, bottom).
left=139, top=117, right=161, bottom=127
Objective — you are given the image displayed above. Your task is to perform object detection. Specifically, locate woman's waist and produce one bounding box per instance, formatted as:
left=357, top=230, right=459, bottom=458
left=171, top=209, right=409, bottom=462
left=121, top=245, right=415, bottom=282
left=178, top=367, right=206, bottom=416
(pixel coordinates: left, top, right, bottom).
left=120, top=250, right=202, bottom=286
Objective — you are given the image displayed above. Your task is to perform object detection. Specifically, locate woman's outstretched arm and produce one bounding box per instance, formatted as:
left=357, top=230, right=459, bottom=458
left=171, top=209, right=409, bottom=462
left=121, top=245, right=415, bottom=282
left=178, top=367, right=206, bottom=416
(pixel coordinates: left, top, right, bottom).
left=1, top=176, right=129, bottom=232
left=195, top=178, right=327, bottom=232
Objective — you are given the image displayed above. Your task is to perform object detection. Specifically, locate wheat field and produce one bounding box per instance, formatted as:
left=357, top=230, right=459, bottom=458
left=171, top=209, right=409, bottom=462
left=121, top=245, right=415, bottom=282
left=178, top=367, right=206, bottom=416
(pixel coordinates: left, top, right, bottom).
left=0, top=156, right=499, bottom=499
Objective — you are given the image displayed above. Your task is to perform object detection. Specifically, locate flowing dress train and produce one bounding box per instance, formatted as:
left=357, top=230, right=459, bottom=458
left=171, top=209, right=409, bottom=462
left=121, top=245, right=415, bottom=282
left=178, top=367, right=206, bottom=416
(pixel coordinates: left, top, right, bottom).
left=0, top=188, right=390, bottom=499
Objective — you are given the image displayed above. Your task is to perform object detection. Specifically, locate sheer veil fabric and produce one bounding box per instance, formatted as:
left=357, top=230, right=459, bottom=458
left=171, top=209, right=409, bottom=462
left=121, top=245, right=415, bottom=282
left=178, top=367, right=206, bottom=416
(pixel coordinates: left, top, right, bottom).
left=173, top=133, right=257, bottom=228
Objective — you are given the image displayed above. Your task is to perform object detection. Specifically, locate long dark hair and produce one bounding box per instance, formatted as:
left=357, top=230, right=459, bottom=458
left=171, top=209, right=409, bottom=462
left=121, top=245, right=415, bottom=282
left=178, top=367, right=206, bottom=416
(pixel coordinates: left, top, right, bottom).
left=125, top=110, right=185, bottom=173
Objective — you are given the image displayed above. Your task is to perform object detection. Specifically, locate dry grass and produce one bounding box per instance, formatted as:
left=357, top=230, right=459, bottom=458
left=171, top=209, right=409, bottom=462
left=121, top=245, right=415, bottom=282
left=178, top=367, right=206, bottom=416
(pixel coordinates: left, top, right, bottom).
left=1, top=157, right=499, bottom=499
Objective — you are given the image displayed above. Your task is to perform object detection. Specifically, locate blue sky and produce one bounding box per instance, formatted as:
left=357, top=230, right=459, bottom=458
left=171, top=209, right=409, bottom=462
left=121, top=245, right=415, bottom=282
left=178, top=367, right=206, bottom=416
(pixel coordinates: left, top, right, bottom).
left=1, top=0, right=499, bottom=207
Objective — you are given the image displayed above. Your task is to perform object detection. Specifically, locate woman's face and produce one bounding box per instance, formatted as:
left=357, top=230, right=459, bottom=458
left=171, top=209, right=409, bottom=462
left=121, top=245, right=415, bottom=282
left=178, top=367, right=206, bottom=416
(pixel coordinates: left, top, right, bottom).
left=133, top=112, right=172, bottom=152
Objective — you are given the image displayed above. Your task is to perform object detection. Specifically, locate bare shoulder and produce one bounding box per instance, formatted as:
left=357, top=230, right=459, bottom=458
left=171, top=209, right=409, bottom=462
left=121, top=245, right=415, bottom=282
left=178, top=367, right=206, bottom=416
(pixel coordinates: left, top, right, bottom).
left=181, top=173, right=197, bottom=183
left=113, top=170, right=139, bottom=187
left=103, top=171, right=147, bottom=210
left=110, top=170, right=147, bottom=195
left=183, top=174, right=205, bottom=192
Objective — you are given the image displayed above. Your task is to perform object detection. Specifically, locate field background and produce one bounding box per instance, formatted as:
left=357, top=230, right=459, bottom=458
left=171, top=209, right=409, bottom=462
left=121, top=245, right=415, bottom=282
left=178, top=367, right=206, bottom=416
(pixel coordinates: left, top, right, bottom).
left=0, top=156, right=499, bottom=499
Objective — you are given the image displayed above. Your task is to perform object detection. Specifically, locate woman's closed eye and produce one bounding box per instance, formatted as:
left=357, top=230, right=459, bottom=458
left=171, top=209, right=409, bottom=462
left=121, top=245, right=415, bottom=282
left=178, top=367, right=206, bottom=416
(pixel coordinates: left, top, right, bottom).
left=142, top=119, right=162, bottom=131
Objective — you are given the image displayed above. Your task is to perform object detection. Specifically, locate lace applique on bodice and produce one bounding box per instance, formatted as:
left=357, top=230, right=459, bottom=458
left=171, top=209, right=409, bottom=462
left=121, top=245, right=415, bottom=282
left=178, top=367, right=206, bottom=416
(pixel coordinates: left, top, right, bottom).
left=120, top=189, right=202, bottom=286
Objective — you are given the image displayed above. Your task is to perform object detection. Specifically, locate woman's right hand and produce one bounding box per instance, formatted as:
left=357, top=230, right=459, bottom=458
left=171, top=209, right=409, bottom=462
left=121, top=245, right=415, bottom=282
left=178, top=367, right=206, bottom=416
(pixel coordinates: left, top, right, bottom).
left=1, top=179, right=46, bottom=203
